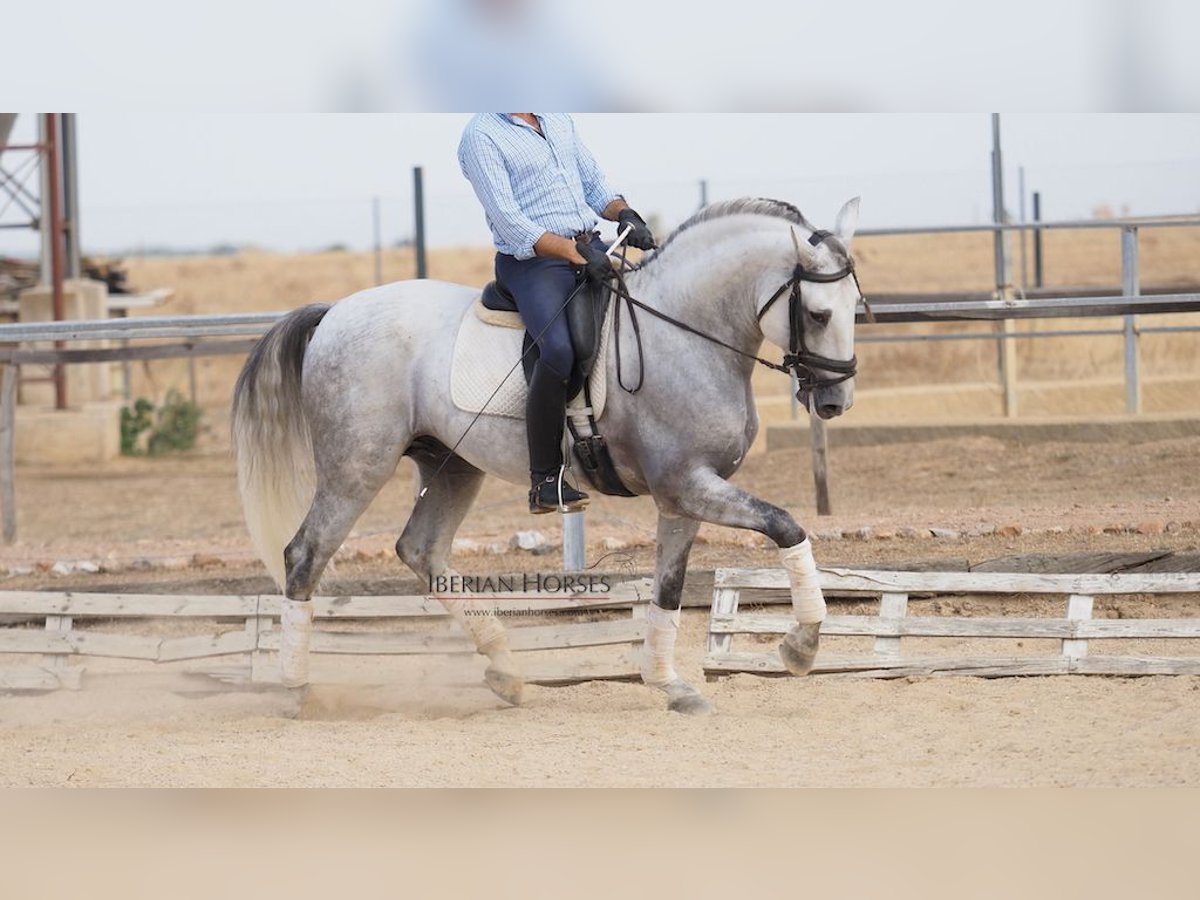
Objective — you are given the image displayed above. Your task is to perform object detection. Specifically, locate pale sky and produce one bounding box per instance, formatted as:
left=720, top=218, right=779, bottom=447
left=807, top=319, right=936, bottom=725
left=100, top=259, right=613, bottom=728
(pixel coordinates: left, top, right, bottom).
left=3, top=114, right=1199, bottom=256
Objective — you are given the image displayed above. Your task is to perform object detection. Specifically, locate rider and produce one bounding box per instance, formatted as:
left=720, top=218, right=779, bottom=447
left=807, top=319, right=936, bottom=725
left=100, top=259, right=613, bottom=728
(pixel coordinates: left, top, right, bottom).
left=458, top=113, right=656, bottom=514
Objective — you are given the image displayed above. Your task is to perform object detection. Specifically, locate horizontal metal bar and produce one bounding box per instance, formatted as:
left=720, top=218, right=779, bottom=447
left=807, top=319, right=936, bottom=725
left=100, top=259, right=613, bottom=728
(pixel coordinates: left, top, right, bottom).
left=857, top=293, right=1200, bottom=322
left=0, top=339, right=259, bottom=365
left=1139, top=325, right=1200, bottom=335
left=858, top=328, right=1126, bottom=344
left=0, top=312, right=283, bottom=343
left=0, top=293, right=1195, bottom=346
left=858, top=217, right=1200, bottom=237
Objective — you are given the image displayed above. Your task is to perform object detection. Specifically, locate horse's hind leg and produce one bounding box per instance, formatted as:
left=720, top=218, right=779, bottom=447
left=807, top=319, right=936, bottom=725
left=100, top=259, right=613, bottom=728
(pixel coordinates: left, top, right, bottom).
left=642, top=513, right=712, bottom=715
left=277, top=441, right=404, bottom=687
left=396, top=442, right=524, bottom=706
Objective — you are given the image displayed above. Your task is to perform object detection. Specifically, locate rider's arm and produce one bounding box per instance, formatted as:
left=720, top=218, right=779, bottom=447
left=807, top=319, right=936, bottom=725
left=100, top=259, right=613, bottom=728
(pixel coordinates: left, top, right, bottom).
left=533, top=232, right=587, bottom=265
left=457, top=129, right=547, bottom=261
left=572, top=120, right=624, bottom=219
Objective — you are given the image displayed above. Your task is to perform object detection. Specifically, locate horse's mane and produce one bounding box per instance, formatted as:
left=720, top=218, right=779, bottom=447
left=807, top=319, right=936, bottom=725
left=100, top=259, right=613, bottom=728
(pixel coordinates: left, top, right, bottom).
left=641, top=197, right=817, bottom=267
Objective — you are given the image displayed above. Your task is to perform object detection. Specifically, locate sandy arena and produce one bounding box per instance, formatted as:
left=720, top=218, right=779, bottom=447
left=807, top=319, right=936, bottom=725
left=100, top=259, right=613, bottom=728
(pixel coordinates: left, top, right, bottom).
left=1, top=229, right=1199, bottom=787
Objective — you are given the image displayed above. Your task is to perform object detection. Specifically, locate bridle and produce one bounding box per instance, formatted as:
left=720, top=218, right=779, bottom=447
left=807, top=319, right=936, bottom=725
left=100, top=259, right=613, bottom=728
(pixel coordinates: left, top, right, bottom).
left=754, top=228, right=864, bottom=393
left=608, top=227, right=867, bottom=396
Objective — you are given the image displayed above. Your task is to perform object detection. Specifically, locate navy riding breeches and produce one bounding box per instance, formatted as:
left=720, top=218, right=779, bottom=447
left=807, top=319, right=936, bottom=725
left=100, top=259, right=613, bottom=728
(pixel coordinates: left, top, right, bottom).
left=494, top=235, right=606, bottom=380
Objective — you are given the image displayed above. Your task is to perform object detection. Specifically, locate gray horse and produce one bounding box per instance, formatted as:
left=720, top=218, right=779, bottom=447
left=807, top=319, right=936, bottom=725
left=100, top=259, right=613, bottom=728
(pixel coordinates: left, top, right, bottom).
left=232, top=196, right=863, bottom=715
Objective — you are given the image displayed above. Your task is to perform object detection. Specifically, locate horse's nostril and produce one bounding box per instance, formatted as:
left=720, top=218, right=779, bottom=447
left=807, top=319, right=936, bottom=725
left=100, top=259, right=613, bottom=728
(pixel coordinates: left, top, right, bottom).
left=818, top=404, right=843, bottom=419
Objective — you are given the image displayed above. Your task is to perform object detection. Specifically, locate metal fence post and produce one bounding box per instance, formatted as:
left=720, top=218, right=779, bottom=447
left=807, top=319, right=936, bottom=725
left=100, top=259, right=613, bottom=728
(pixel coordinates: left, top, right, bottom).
left=413, top=166, right=427, bottom=279
left=562, top=511, right=585, bottom=571
left=1121, top=225, right=1142, bottom=414
left=991, top=114, right=1018, bottom=418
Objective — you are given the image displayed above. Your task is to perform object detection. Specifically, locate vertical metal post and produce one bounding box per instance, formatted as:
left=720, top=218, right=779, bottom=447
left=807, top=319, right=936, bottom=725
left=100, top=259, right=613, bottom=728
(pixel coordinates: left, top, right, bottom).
left=372, top=195, right=383, bottom=286
left=413, top=167, right=427, bottom=279
left=44, top=114, right=67, bottom=411
left=990, top=114, right=1006, bottom=292
left=61, top=113, right=81, bottom=279
left=699, top=179, right=708, bottom=209
left=810, top=410, right=832, bottom=516
left=0, top=363, right=17, bottom=543
left=37, top=116, right=52, bottom=284
left=1017, top=165, right=1028, bottom=294
left=990, top=114, right=1017, bottom=417
left=1032, top=191, right=1044, bottom=288
left=1121, top=225, right=1142, bottom=414
left=562, top=511, right=585, bottom=571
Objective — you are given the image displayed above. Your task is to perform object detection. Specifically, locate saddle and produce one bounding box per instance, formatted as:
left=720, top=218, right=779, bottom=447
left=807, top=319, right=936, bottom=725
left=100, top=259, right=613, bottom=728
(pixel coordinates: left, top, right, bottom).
left=472, top=276, right=635, bottom=497
left=479, top=277, right=606, bottom=398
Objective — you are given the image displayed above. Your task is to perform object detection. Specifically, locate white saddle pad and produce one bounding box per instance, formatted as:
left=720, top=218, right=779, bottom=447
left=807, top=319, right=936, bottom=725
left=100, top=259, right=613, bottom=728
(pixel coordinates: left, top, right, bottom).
left=450, top=294, right=613, bottom=421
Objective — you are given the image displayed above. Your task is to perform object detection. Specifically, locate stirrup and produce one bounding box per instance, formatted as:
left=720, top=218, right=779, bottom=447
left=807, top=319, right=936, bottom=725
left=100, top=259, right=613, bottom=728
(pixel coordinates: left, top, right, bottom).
left=529, top=469, right=589, bottom=515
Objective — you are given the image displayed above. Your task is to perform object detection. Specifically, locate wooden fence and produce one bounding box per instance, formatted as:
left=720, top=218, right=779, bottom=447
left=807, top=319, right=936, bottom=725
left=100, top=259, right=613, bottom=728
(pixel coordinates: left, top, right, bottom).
left=0, top=579, right=652, bottom=692
left=704, top=568, right=1200, bottom=679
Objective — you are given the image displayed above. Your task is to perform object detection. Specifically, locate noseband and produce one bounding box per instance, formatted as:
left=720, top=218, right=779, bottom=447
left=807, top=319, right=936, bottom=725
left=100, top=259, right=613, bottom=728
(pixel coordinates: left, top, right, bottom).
left=756, top=228, right=862, bottom=393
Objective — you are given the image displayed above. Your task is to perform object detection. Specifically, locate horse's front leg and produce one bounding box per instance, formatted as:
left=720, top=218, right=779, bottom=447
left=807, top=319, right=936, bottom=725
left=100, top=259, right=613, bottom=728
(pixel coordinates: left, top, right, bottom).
left=641, top=513, right=711, bottom=715
left=663, top=467, right=825, bottom=677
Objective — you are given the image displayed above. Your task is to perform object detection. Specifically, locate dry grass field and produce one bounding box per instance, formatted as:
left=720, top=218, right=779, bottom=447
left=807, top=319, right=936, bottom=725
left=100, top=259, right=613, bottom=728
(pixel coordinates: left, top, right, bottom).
left=116, top=224, right=1200, bottom=438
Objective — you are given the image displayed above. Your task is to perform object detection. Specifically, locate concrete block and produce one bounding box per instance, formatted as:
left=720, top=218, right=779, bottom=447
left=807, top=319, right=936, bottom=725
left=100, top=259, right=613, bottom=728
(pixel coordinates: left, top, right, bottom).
left=14, top=401, right=121, bottom=465
left=17, top=278, right=112, bottom=405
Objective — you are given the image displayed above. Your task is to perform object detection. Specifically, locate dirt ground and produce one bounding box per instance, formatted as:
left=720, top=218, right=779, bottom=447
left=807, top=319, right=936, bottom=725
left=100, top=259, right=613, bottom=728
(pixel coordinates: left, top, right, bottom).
left=1, top=431, right=1198, bottom=787
left=3, top=226, right=1199, bottom=786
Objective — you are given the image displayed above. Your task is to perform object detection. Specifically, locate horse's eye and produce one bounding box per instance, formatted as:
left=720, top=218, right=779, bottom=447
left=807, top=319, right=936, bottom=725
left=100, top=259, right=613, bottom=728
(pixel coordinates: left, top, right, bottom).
left=808, top=308, right=832, bottom=327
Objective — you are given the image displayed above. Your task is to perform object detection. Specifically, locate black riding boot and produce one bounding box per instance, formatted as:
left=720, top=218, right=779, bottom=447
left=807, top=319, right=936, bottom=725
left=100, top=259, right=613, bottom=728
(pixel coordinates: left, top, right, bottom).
left=526, top=360, right=589, bottom=514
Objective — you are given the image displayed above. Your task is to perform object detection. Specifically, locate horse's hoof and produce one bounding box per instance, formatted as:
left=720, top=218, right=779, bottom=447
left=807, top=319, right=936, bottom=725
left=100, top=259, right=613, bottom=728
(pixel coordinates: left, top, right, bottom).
left=484, top=665, right=525, bottom=706
left=779, top=623, right=821, bottom=676
left=664, top=680, right=713, bottom=716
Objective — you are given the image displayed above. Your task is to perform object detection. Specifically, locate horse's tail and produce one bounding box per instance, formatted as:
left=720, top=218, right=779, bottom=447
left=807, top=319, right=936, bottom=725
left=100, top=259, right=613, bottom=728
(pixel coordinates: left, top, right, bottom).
left=231, top=303, right=331, bottom=590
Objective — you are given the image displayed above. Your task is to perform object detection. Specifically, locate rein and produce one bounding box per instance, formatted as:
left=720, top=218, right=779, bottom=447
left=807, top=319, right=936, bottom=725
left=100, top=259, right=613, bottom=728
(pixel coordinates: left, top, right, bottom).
left=608, top=229, right=867, bottom=395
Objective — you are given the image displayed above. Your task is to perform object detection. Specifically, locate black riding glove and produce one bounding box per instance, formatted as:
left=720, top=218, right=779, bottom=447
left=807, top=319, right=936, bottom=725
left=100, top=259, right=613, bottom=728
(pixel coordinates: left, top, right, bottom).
left=617, top=208, right=657, bottom=250
left=576, top=238, right=613, bottom=283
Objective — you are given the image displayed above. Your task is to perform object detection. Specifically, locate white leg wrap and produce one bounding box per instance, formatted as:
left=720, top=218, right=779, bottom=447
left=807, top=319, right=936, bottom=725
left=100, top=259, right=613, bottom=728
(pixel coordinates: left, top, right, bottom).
left=434, top=572, right=507, bottom=653
left=780, top=538, right=826, bottom=625
left=639, top=604, right=680, bottom=687
left=279, top=598, right=314, bottom=687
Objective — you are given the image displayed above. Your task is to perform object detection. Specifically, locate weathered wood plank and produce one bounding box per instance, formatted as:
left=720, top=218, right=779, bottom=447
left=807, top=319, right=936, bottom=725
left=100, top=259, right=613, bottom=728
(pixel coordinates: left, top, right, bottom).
left=195, top=653, right=642, bottom=688
left=514, top=652, right=641, bottom=686
left=874, top=592, right=908, bottom=658
left=1062, top=594, right=1093, bottom=659
left=1071, top=656, right=1200, bottom=676
left=156, top=630, right=257, bottom=662
left=711, top=613, right=1077, bottom=638
left=0, top=592, right=262, bottom=618
left=257, top=629, right=471, bottom=656
left=971, top=551, right=1174, bottom=575
left=712, top=612, right=1200, bottom=640
left=256, top=618, right=646, bottom=656
left=1074, top=619, right=1200, bottom=639
left=0, top=629, right=161, bottom=659
left=707, top=587, right=741, bottom=655
left=0, top=581, right=653, bottom=620
left=703, top=651, right=1073, bottom=678
left=43, top=614, right=72, bottom=672
left=714, top=567, right=1200, bottom=595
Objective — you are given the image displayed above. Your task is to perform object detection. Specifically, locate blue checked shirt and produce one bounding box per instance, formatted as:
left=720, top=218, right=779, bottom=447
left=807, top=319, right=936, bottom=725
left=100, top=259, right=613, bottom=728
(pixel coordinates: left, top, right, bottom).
left=458, top=114, right=622, bottom=260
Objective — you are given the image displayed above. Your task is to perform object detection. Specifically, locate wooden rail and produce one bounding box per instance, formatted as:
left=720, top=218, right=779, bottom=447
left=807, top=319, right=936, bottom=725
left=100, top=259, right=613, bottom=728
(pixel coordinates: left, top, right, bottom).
left=0, top=579, right=652, bottom=692
left=703, top=568, right=1200, bottom=680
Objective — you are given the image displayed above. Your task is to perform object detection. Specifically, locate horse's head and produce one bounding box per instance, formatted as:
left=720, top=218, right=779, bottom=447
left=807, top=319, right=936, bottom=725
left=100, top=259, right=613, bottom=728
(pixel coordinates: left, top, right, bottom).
left=758, top=196, right=862, bottom=420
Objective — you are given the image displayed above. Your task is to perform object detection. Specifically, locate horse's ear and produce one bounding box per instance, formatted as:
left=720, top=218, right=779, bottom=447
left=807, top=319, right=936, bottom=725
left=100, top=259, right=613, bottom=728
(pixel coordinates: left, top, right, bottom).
left=834, top=196, right=861, bottom=247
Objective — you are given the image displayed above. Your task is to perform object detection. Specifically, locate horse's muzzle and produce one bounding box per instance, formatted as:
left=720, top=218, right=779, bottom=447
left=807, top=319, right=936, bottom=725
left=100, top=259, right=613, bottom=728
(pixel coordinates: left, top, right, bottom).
left=799, top=383, right=854, bottom=419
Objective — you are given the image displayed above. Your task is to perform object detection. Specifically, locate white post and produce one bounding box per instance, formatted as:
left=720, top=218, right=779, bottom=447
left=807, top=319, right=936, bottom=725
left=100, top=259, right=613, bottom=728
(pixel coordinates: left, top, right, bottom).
left=1120, top=225, right=1142, bottom=414
left=562, top=510, right=585, bottom=571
